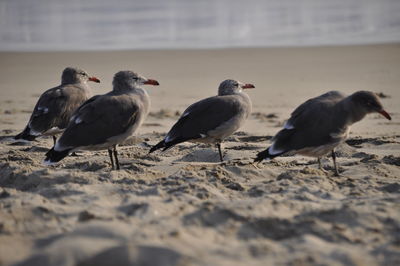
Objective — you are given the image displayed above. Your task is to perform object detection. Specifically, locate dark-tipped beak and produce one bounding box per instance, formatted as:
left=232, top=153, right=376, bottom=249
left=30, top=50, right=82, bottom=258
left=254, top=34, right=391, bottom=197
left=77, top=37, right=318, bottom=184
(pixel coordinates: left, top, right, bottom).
left=89, top=76, right=101, bottom=83
left=378, top=109, right=392, bottom=120
left=241, top=83, right=255, bottom=89
left=143, top=79, right=159, bottom=86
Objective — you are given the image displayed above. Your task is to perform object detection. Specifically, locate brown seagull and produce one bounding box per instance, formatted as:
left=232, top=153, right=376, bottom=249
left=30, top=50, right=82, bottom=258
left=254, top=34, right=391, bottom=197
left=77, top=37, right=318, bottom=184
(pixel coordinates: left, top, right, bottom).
left=254, top=91, right=391, bottom=175
left=150, top=79, right=254, bottom=161
left=44, top=70, right=159, bottom=170
left=15, top=67, right=100, bottom=144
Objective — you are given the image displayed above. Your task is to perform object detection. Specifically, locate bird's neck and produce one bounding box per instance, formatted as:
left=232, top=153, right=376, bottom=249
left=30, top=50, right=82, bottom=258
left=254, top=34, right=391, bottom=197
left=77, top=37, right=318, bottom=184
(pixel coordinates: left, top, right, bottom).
left=132, top=87, right=151, bottom=115
left=240, top=91, right=252, bottom=102
left=133, top=87, right=149, bottom=100
left=231, top=92, right=252, bottom=115
left=111, top=86, right=150, bottom=113
left=339, top=97, right=367, bottom=125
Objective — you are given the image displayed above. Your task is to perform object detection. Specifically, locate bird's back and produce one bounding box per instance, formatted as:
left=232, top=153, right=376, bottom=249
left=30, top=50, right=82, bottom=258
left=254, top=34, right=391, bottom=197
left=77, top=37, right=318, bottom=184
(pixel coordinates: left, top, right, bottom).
left=273, top=91, right=348, bottom=153
left=29, top=83, right=91, bottom=134
left=56, top=90, right=141, bottom=150
left=167, top=93, right=250, bottom=143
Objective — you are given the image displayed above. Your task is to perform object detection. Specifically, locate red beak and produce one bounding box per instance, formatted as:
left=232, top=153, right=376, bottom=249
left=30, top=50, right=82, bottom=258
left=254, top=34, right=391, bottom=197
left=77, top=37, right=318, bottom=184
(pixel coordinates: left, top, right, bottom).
left=143, top=79, right=159, bottom=86
left=88, top=76, right=100, bottom=83
left=242, top=83, right=255, bottom=89
left=378, top=109, right=391, bottom=120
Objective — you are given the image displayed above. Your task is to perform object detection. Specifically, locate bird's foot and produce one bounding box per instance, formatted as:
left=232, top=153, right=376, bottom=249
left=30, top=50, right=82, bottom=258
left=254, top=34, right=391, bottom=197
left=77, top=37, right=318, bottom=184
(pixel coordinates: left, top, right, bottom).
left=250, top=162, right=262, bottom=169
left=317, top=165, right=330, bottom=175
left=333, top=170, right=341, bottom=177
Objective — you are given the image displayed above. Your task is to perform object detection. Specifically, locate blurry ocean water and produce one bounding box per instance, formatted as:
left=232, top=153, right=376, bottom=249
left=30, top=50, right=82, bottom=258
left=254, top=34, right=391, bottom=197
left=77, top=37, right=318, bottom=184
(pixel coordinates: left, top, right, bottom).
left=0, top=0, right=399, bottom=51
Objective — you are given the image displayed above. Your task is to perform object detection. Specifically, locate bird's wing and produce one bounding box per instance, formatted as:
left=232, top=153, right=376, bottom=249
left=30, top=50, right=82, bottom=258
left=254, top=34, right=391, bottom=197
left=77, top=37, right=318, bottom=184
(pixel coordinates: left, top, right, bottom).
left=58, top=94, right=140, bottom=148
left=164, top=95, right=243, bottom=145
left=287, top=90, right=345, bottom=129
left=28, top=84, right=88, bottom=132
left=272, top=91, right=347, bottom=153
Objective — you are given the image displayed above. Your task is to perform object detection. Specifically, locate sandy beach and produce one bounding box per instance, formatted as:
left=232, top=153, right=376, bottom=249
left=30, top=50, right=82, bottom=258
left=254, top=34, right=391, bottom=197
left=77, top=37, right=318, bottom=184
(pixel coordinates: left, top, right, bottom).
left=0, top=44, right=399, bottom=265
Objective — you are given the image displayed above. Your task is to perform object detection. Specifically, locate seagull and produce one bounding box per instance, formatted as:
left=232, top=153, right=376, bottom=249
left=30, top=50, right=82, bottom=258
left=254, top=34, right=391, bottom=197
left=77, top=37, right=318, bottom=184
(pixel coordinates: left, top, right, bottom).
left=44, top=70, right=159, bottom=170
left=15, top=67, right=100, bottom=145
left=254, top=90, right=392, bottom=175
left=150, top=79, right=254, bottom=161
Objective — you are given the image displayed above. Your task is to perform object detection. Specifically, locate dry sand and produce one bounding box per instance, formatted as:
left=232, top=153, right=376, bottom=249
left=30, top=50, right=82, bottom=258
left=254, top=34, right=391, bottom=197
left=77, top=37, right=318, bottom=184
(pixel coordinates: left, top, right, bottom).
left=0, top=44, right=399, bottom=266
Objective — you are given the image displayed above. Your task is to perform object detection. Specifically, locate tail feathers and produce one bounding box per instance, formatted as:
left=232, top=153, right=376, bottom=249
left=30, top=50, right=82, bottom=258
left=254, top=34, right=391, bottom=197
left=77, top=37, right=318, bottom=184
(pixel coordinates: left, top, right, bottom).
left=15, top=127, right=37, bottom=141
left=149, top=140, right=166, bottom=153
left=254, top=147, right=284, bottom=163
left=150, top=135, right=199, bottom=154
left=44, top=147, right=71, bottom=164
left=149, top=137, right=188, bottom=153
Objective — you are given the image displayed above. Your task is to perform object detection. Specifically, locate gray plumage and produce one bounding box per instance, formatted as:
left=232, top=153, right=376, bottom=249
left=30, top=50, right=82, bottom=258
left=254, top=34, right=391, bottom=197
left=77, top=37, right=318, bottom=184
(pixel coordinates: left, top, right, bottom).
left=44, top=70, right=159, bottom=170
left=15, top=67, right=100, bottom=144
left=255, top=90, right=392, bottom=175
left=150, top=79, right=254, bottom=161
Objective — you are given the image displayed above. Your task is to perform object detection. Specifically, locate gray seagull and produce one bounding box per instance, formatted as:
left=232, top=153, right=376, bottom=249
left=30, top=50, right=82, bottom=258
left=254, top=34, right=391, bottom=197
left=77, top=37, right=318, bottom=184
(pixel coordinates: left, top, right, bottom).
left=15, top=67, right=100, bottom=145
left=150, top=79, right=254, bottom=161
left=254, top=90, right=392, bottom=175
left=44, top=70, right=159, bottom=170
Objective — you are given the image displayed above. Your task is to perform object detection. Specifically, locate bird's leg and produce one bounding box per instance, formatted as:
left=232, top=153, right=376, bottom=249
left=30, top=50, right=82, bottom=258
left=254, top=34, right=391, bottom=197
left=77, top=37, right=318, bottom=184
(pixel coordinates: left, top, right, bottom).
left=108, top=149, right=115, bottom=170
left=318, top=157, right=323, bottom=170
left=317, top=157, right=330, bottom=174
left=331, top=150, right=340, bottom=176
left=113, top=145, right=120, bottom=170
left=251, top=162, right=261, bottom=169
left=216, top=143, right=224, bottom=162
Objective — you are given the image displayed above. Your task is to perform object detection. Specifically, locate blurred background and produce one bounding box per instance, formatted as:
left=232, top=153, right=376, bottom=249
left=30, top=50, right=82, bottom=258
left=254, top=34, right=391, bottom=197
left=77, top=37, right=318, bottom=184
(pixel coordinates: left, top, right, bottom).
left=1, top=0, right=400, bottom=51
